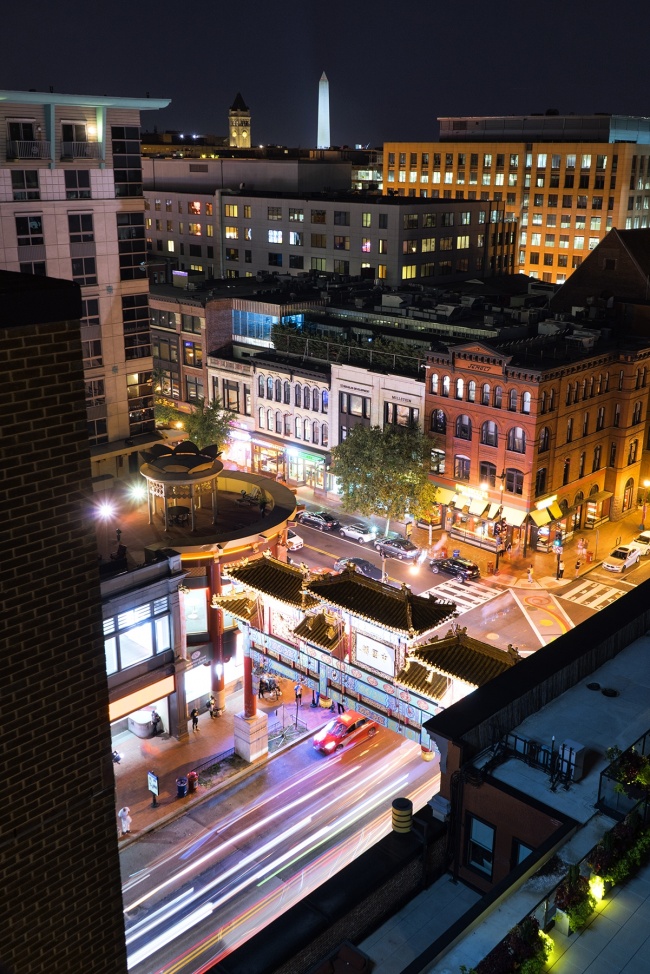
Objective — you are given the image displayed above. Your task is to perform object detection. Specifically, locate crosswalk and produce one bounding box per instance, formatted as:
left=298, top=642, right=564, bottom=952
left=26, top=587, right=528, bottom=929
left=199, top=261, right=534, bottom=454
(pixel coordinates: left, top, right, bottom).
left=422, top=578, right=506, bottom=614
left=558, top=579, right=626, bottom=610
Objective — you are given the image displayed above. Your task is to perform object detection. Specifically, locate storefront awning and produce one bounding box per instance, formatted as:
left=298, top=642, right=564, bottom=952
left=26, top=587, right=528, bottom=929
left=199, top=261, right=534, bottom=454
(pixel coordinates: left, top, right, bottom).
left=487, top=503, right=503, bottom=520
left=432, top=486, right=457, bottom=506
left=530, top=508, right=551, bottom=527
left=500, top=506, right=528, bottom=527
left=587, top=490, right=613, bottom=503
left=548, top=501, right=564, bottom=520
left=468, top=499, right=489, bottom=517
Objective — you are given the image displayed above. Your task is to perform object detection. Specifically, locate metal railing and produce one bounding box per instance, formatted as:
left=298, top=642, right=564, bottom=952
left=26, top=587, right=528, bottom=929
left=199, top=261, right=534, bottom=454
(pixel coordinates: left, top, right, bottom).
left=60, top=141, right=100, bottom=159
left=7, top=140, right=51, bottom=160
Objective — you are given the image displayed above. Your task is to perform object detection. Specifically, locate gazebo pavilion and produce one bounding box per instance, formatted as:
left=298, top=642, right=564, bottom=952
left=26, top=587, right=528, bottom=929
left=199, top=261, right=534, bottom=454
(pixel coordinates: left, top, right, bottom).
left=139, top=441, right=224, bottom=532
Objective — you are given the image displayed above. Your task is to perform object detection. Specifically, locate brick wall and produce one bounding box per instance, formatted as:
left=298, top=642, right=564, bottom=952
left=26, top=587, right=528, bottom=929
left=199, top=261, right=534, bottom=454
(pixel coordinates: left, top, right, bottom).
left=0, top=288, right=126, bottom=974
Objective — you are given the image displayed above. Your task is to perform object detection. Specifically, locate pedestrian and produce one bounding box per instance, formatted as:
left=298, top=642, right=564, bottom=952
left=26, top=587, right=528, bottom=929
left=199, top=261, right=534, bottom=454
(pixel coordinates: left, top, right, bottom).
left=558, top=559, right=565, bottom=580
left=259, top=496, right=268, bottom=517
left=574, top=559, right=581, bottom=578
left=337, top=701, right=345, bottom=715
left=527, top=565, right=534, bottom=584
left=207, top=695, right=217, bottom=718
left=191, top=707, right=199, bottom=732
left=294, top=682, right=303, bottom=707
left=151, top=709, right=162, bottom=735
left=117, top=806, right=132, bottom=835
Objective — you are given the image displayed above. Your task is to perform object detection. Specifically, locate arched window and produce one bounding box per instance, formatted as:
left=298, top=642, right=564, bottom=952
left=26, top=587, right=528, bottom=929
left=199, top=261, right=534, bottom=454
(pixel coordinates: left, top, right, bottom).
left=628, top=439, right=639, bottom=464
left=581, top=379, right=587, bottom=401
left=312, top=420, right=320, bottom=444
left=493, top=385, right=503, bottom=408
left=258, top=405, right=265, bottom=428
left=295, top=384, right=302, bottom=407
left=267, top=377, right=274, bottom=399
left=481, top=383, right=490, bottom=406
left=303, top=385, right=311, bottom=410
left=258, top=375, right=265, bottom=398
left=574, top=490, right=584, bottom=506
left=321, top=390, right=329, bottom=412
left=479, top=461, right=496, bottom=487
left=455, top=378, right=464, bottom=400
left=467, top=380, right=476, bottom=403
left=295, top=417, right=302, bottom=439
left=321, top=423, right=329, bottom=447
left=549, top=388, right=556, bottom=411
left=430, top=373, right=439, bottom=394
left=441, top=375, right=450, bottom=397
left=539, top=427, right=550, bottom=452
left=455, top=414, right=472, bottom=440
left=540, top=390, right=547, bottom=414
left=604, top=372, right=610, bottom=392
left=623, top=477, right=634, bottom=512
left=267, top=408, right=273, bottom=429
left=275, top=379, right=282, bottom=401
left=304, top=418, right=311, bottom=441
left=535, top=468, right=547, bottom=496
left=573, top=381, right=580, bottom=404
left=275, top=410, right=282, bottom=434
left=283, top=381, right=291, bottom=404
left=504, top=468, right=524, bottom=494
left=430, top=409, right=446, bottom=433
left=596, top=374, right=603, bottom=394
left=454, top=455, right=471, bottom=480
left=313, top=388, right=320, bottom=411
left=508, top=388, right=518, bottom=411
left=633, top=402, right=642, bottom=424
left=522, top=391, right=531, bottom=414
left=284, top=413, right=291, bottom=435
left=480, top=420, right=498, bottom=446
left=507, top=426, right=526, bottom=453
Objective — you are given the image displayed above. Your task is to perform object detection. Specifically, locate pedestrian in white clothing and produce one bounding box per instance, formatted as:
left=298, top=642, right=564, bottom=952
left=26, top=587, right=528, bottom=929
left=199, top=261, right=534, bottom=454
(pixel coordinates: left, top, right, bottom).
left=117, top=806, right=132, bottom=835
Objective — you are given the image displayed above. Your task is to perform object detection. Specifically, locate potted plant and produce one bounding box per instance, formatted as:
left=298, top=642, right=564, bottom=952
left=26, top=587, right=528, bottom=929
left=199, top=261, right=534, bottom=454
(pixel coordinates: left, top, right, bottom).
left=607, top=746, right=650, bottom=798
left=554, top=864, right=596, bottom=933
left=460, top=915, right=551, bottom=974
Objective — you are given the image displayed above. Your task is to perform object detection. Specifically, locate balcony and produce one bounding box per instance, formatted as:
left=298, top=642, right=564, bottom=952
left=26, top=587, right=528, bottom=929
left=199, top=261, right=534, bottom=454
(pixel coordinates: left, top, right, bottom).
left=6, top=140, right=51, bottom=161
left=60, top=141, right=100, bottom=161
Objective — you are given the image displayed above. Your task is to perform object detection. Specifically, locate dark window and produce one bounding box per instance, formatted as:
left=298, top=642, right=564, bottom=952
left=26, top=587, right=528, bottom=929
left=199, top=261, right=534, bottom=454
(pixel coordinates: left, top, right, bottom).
left=15, top=215, right=43, bottom=246
left=479, top=461, right=496, bottom=487
left=481, top=421, right=498, bottom=446
left=466, top=815, right=495, bottom=878
left=535, top=468, right=547, bottom=496
left=64, top=169, right=91, bottom=199
left=71, top=256, right=97, bottom=285
left=507, top=427, right=526, bottom=453
left=454, top=455, right=471, bottom=480
left=430, top=409, right=446, bottom=433
left=539, top=427, right=550, bottom=452
left=122, top=293, right=151, bottom=360
left=68, top=213, right=94, bottom=243
left=116, top=212, right=146, bottom=280
left=505, top=468, right=523, bottom=494
left=455, top=414, right=472, bottom=440
left=112, top=125, right=143, bottom=198
left=11, top=170, right=39, bottom=200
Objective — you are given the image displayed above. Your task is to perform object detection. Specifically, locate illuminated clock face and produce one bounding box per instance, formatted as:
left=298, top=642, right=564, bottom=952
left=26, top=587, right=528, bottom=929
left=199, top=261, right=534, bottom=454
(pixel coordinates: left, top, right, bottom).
left=232, top=129, right=237, bottom=139
left=242, top=130, right=248, bottom=139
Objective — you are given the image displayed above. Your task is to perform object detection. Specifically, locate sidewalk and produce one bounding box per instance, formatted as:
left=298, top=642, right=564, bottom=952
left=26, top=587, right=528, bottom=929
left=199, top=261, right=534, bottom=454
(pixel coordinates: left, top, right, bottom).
left=294, top=484, right=642, bottom=589
left=113, top=678, right=330, bottom=846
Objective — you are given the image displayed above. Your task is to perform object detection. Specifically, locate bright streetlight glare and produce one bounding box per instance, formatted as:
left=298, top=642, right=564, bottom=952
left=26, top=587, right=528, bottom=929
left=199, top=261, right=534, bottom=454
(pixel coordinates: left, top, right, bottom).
left=130, top=483, right=146, bottom=502
left=97, top=503, right=114, bottom=519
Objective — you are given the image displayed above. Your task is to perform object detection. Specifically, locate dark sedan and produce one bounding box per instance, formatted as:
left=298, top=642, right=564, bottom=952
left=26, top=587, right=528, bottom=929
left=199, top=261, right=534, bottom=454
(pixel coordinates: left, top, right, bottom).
left=297, top=510, right=341, bottom=531
left=373, top=537, right=421, bottom=561
left=429, top=556, right=480, bottom=580
left=333, top=557, right=383, bottom=581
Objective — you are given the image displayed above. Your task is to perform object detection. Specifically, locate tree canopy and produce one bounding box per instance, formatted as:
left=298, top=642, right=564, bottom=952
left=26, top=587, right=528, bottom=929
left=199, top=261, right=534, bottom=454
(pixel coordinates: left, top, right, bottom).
left=331, top=424, right=436, bottom=533
left=153, top=385, right=235, bottom=451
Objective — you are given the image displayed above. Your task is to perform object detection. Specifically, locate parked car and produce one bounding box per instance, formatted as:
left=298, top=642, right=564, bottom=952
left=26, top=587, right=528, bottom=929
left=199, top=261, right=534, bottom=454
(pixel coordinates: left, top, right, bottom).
left=374, top=536, right=420, bottom=561
left=286, top=528, right=304, bottom=551
left=312, top=710, right=378, bottom=754
left=339, top=522, right=377, bottom=543
left=602, top=545, right=641, bottom=573
left=333, top=557, right=383, bottom=581
left=297, top=510, right=341, bottom=531
left=629, top=531, right=650, bottom=556
left=429, top=556, right=480, bottom=580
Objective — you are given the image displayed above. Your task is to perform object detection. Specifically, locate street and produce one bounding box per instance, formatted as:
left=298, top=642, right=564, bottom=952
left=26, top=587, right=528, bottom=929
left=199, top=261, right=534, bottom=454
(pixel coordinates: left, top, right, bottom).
left=121, top=728, right=435, bottom=974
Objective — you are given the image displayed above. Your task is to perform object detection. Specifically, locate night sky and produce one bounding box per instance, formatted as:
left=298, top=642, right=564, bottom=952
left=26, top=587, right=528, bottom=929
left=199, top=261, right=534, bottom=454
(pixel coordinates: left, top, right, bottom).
left=2, top=0, right=649, bottom=148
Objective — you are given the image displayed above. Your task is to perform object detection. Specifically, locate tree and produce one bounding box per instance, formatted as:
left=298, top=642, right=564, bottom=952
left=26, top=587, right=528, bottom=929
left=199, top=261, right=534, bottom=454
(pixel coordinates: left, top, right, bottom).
left=331, top=424, right=433, bottom=535
left=409, top=480, right=441, bottom=546
left=182, top=396, right=235, bottom=450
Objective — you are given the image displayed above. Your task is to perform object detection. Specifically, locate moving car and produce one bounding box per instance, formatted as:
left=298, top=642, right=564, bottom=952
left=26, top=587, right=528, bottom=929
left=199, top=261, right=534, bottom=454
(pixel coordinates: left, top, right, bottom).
left=602, top=545, right=641, bottom=573
left=339, top=522, right=376, bottom=543
left=297, top=510, right=341, bottom=531
left=286, top=529, right=304, bottom=551
left=312, top=710, right=378, bottom=754
left=333, top=557, right=383, bottom=581
left=629, top=531, right=650, bottom=556
left=429, top=556, right=480, bottom=580
left=374, top=536, right=420, bottom=561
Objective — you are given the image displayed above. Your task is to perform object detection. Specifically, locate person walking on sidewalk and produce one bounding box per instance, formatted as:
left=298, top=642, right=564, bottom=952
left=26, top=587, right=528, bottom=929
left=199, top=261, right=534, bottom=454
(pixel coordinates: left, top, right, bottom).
left=294, top=682, right=303, bottom=708
left=527, top=565, right=534, bottom=584
left=557, top=559, right=565, bottom=580
left=117, top=806, right=132, bottom=835
left=574, top=559, right=582, bottom=578
left=191, top=707, right=200, bottom=732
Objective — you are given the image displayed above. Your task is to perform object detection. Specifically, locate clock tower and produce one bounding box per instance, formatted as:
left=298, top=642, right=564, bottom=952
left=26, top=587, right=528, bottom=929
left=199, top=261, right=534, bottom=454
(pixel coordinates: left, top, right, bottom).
left=229, top=92, right=251, bottom=148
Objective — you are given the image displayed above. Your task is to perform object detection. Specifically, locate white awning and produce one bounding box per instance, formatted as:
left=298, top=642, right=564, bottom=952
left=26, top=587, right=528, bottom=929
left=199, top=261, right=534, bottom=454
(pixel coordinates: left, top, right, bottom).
left=500, top=506, right=527, bottom=527
left=468, top=499, right=489, bottom=517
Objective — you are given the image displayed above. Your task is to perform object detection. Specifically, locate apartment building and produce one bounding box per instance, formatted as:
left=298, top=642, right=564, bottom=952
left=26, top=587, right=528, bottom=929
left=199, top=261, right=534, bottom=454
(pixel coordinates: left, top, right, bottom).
left=385, top=113, right=650, bottom=285
left=0, top=88, right=169, bottom=486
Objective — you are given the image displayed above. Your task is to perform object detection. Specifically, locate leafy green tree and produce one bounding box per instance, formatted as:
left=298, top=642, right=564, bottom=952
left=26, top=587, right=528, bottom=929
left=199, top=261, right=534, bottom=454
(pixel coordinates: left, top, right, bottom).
left=409, top=480, right=440, bottom=545
left=182, top=396, right=235, bottom=450
left=331, top=424, right=432, bottom=535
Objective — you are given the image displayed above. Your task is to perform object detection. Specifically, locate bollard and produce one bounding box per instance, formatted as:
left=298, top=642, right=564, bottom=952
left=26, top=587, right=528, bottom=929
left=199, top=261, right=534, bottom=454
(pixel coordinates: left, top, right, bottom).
left=392, top=797, right=413, bottom=834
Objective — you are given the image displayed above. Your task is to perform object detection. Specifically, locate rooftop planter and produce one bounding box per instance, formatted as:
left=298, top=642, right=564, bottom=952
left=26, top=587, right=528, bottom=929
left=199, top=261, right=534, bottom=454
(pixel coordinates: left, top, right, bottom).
left=587, top=811, right=650, bottom=888
left=459, top=915, right=552, bottom=974
left=597, top=736, right=650, bottom=818
left=553, top=864, right=596, bottom=933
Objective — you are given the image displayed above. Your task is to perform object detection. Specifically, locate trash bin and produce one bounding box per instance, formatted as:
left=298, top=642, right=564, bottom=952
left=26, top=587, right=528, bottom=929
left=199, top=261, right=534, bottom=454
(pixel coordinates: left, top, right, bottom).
left=187, top=771, right=198, bottom=794
left=586, top=551, right=593, bottom=563
left=176, top=776, right=188, bottom=798
left=452, top=549, right=461, bottom=558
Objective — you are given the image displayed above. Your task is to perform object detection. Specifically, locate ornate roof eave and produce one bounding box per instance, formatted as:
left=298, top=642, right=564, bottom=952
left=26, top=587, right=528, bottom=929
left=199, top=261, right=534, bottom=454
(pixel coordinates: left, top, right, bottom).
left=305, top=580, right=456, bottom=637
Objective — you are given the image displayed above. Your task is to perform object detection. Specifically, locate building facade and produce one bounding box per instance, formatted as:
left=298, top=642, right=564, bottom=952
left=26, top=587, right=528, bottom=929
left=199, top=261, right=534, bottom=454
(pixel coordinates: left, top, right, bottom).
left=0, top=88, right=170, bottom=486
left=385, top=113, right=650, bottom=285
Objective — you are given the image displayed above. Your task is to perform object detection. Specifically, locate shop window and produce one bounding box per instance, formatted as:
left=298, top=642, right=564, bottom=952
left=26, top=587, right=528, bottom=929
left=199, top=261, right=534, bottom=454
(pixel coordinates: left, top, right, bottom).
left=466, top=815, right=495, bottom=878
left=431, top=409, right=446, bottom=434
left=480, top=420, right=498, bottom=447
left=455, top=414, right=472, bottom=440
left=479, top=461, right=496, bottom=487
left=505, top=468, right=523, bottom=494
left=454, top=455, right=471, bottom=481
left=507, top=426, right=526, bottom=453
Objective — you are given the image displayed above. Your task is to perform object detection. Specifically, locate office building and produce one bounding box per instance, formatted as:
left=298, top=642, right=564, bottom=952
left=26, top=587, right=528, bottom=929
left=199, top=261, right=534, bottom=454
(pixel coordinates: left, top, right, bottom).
left=0, top=88, right=170, bottom=489
left=385, top=113, right=650, bottom=285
